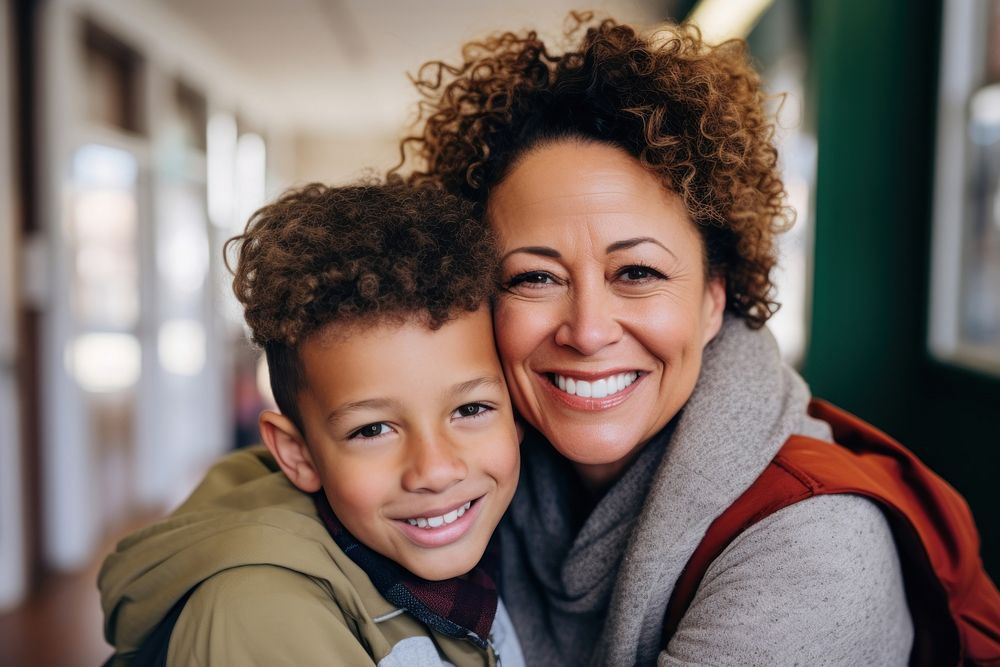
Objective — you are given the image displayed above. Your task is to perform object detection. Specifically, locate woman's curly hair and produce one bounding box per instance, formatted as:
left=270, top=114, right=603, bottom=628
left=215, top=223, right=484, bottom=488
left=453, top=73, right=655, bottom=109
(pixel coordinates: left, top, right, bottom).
left=225, top=181, right=498, bottom=429
left=396, top=14, right=789, bottom=327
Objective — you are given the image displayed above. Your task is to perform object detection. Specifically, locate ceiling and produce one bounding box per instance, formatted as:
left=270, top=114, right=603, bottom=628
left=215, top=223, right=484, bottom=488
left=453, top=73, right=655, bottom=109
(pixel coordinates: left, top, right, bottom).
left=159, top=0, right=679, bottom=134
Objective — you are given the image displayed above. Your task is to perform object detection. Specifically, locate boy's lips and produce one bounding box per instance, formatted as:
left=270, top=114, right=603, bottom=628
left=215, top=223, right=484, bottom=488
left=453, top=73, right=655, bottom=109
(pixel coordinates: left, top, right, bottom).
left=402, top=499, right=473, bottom=528
left=394, top=496, right=484, bottom=548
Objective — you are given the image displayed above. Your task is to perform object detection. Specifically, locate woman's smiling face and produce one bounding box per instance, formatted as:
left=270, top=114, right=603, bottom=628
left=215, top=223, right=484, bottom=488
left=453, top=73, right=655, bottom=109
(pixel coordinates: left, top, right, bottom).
left=489, top=140, right=726, bottom=489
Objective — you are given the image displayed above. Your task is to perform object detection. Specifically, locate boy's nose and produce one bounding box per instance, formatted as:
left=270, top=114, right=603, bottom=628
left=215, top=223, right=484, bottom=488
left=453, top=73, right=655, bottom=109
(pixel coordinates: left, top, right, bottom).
left=400, top=434, right=468, bottom=493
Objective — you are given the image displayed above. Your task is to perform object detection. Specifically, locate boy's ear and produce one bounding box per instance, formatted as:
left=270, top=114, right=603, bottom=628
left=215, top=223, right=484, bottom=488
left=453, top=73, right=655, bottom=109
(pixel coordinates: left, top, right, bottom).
left=259, top=410, right=322, bottom=493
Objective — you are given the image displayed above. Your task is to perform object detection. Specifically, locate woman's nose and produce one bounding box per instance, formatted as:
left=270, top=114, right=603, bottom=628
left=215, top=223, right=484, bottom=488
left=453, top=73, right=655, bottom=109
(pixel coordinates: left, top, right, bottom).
left=400, top=433, right=468, bottom=493
left=554, top=282, right=624, bottom=355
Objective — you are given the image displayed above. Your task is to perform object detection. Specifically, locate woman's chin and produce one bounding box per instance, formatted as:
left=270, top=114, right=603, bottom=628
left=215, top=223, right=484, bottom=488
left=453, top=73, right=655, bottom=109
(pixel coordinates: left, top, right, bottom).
left=545, top=431, right=650, bottom=487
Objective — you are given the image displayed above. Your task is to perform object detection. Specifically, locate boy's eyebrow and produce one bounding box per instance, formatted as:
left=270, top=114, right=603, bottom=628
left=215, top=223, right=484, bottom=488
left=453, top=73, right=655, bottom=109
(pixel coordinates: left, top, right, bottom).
left=325, top=376, right=503, bottom=425
left=326, top=398, right=397, bottom=425
left=447, top=375, right=505, bottom=399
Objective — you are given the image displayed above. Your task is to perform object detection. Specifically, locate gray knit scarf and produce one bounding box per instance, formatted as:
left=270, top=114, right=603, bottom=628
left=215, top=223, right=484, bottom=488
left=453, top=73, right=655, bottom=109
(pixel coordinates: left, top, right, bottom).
left=499, top=317, right=832, bottom=666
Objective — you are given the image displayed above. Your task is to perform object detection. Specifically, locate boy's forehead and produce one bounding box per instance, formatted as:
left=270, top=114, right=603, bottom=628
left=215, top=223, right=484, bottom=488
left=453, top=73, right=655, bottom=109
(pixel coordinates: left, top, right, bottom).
left=308, top=307, right=493, bottom=349
left=296, top=307, right=501, bottom=405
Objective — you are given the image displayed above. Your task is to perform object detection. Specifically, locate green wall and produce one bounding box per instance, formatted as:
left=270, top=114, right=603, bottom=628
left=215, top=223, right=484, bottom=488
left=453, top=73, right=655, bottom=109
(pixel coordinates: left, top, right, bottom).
left=804, top=0, right=1000, bottom=575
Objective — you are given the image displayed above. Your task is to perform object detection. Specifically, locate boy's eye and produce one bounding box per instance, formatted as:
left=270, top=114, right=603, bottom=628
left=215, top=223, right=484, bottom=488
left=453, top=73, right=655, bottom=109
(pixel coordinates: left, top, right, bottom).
left=349, top=422, right=393, bottom=439
left=453, top=403, right=493, bottom=419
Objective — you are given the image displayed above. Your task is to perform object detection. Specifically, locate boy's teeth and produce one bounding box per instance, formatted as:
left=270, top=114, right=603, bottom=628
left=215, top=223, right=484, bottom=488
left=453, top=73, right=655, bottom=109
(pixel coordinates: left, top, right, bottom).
left=406, top=501, right=473, bottom=528
left=552, top=372, right=639, bottom=398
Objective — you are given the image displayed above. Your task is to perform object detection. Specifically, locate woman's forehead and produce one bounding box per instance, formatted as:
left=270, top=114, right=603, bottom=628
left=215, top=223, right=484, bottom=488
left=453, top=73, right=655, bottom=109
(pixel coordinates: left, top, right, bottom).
left=488, top=141, right=692, bottom=246
left=498, top=141, right=662, bottom=198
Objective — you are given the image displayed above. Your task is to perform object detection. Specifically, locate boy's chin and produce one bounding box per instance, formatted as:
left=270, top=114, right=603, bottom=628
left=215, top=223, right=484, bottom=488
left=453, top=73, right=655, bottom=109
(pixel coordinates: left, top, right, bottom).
left=405, top=552, right=482, bottom=581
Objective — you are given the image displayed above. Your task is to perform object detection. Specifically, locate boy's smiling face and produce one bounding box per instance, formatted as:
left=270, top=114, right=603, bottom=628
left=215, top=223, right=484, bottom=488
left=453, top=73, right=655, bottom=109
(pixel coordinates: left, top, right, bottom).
left=261, top=308, right=519, bottom=581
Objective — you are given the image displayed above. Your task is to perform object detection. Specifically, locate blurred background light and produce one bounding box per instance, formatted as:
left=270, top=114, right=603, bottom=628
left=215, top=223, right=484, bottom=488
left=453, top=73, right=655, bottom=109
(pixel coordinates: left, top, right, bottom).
left=158, top=319, right=206, bottom=377
left=67, top=333, right=142, bottom=393
left=71, top=190, right=136, bottom=239
left=207, top=113, right=237, bottom=229
left=157, top=189, right=210, bottom=296
left=255, top=352, right=275, bottom=407
left=70, top=143, right=138, bottom=189
left=236, top=132, right=267, bottom=226
left=970, top=83, right=1000, bottom=145
left=684, top=0, right=776, bottom=42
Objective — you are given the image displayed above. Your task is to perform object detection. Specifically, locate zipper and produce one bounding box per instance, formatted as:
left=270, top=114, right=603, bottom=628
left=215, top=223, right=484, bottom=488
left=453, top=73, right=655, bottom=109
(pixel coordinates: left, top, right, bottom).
left=487, top=634, right=501, bottom=667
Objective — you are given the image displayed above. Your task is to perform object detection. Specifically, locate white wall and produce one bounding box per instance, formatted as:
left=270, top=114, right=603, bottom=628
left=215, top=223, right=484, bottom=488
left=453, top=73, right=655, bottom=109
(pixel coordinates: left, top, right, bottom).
left=292, top=130, right=399, bottom=186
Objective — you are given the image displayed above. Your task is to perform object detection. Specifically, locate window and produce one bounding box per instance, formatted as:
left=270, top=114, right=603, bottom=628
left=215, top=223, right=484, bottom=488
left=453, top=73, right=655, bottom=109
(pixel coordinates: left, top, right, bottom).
left=930, top=0, right=1000, bottom=376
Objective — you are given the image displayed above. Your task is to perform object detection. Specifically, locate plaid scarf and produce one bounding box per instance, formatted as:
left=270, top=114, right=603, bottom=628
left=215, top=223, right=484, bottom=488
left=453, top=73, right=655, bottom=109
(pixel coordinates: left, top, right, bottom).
left=313, top=492, right=499, bottom=649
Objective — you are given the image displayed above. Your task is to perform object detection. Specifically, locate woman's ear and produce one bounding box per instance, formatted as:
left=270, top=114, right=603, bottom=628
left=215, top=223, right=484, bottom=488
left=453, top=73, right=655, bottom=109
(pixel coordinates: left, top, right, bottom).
left=259, top=410, right=322, bottom=493
left=701, top=275, right=727, bottom=346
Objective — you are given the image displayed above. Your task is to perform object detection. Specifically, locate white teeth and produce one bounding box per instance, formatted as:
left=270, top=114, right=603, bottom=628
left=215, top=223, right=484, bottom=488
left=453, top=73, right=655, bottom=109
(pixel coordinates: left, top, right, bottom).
left=552, top=372, right=638, bottom=399
left=405, top=501, right=473, bottom=529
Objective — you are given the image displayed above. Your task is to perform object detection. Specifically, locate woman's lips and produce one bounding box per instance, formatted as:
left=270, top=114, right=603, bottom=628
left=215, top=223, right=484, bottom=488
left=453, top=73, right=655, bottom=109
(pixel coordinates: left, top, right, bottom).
left=550, top=371, right=639, bottom=398
left=394, top=497, right=484, bottom=548
left=538, top=370, right=644, bottom=411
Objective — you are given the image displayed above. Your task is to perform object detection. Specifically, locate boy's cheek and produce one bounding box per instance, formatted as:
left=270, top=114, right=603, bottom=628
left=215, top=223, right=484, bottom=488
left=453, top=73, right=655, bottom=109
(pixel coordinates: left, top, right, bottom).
left=321, top=462, right=385, bottom=510
left=501, top=427, right=522, bottom=492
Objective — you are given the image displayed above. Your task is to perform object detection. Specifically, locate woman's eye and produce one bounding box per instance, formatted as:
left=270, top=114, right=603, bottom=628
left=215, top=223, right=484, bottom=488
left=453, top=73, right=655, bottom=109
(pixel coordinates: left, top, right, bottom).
left=349, top=422, right=392, bottom=439
left=619, top=265, right=666, bottom=282
left=506, top=271, right=555, bottom=289
left=453, top=403, right=493, bottom=419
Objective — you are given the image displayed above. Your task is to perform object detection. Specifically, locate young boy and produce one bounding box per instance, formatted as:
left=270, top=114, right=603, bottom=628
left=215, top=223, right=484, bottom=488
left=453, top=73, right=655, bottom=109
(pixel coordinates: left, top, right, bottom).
left=99, top=183, right=524, bottom=666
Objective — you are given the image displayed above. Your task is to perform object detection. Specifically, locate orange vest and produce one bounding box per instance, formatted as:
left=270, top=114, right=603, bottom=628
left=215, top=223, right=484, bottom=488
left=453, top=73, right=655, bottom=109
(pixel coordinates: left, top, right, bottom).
left=663, top=400, right=1000, bottom=666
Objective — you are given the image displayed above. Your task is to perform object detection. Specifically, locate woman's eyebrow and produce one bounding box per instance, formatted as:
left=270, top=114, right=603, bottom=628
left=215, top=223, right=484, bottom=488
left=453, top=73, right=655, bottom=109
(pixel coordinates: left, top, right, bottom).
left=501, top=246, right=561, bottom=262
left=606, top=236, right=677, bottom=259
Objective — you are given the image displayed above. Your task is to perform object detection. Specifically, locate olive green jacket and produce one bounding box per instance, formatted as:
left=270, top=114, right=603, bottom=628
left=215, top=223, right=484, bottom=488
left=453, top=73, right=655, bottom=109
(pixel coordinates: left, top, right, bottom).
left=99, top=447, right=520, bottom=666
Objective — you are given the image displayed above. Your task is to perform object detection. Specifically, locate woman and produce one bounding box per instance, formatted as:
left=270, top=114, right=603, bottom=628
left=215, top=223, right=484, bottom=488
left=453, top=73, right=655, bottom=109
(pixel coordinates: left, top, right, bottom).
left=398, top=17, right=914, bottom=665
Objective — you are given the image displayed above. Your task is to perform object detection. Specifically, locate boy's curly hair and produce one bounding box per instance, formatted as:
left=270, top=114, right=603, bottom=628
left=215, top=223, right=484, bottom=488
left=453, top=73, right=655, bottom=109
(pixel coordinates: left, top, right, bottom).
left=225, top=182, right=498, bottom=430
left=396, top=15, right=789, bottom=327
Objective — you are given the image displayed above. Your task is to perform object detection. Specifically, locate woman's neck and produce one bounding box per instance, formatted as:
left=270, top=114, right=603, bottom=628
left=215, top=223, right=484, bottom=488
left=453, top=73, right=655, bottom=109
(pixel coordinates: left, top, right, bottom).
left=572, top=449, right=643, bottom=498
